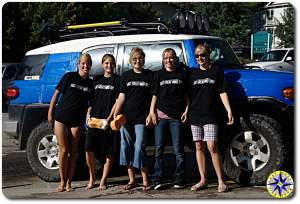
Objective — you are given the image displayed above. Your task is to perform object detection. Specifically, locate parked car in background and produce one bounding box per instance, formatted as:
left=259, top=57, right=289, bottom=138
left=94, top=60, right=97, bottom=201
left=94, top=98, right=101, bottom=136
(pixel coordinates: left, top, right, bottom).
left=245, top=48, right=294, bottom=72
left=2, top=63, right=21, bottom=112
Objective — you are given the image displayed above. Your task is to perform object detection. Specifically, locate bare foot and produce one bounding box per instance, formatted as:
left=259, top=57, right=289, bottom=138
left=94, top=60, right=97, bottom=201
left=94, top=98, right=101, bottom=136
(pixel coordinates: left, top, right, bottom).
left=66, top=186, right=74, bottom=192
left=98, top=180, right=107, bottom=191
left=218, top=183, right=228, bottom=193
left=85, top=181, right=95, bottom=190
left=66, top=182, right=74, bottom=192
left=98, top=184, right=107, bottom=191
left=57, top=183, right=66, bottom=192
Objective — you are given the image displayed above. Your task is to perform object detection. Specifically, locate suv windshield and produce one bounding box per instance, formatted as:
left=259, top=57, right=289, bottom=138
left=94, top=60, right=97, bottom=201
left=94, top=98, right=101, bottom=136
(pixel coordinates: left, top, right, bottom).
left=259, top=50, right=287, bottom=62
left=193, top=39, right=242, bottom=69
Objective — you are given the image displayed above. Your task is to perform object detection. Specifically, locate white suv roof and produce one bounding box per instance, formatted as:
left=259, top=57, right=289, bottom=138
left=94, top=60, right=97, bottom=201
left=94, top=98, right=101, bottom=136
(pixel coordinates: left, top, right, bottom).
left=26, top=34, right=221, bottom=55
left=270, top=48, right=293, bottom=51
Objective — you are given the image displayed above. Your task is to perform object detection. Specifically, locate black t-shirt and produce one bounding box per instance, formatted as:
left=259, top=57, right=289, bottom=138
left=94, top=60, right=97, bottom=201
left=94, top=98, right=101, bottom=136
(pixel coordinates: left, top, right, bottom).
left=189, top=64, right=227, bottom=125
left=54, top=72, right=94, bottom=125
left=152, top=68, right=188, bottom=120
left=119, top=69, right=153, bottom=124
left=90, top=74, right=120, bottom=118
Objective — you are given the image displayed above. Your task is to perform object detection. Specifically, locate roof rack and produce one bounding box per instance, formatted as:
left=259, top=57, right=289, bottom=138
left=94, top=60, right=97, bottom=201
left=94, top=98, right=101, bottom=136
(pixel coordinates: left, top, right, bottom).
left=58, top=20, right=171, bottom=40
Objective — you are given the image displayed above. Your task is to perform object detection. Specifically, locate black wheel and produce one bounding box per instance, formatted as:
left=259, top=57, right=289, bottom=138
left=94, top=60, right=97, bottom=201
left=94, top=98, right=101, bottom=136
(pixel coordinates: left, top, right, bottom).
left=26, top=122, right=60, bottom=182
left=223, top=114, right=285, bottom=185
left=26, top=121, right=88, bottom=182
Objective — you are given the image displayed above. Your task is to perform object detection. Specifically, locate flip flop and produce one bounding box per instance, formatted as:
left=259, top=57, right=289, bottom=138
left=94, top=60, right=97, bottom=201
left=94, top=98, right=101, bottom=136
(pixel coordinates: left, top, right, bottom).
left=191, top=182, right=208, bottom=191
left=124, top=182, right=137, bottom=190
left=142, top=184, right=152, bottom=191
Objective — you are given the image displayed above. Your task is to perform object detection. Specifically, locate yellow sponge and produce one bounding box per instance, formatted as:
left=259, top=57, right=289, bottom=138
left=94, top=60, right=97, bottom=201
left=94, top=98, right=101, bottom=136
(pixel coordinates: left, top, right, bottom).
left=88, top=117, right=108, bottom=130
left=110, top=114, right=126, bottom=131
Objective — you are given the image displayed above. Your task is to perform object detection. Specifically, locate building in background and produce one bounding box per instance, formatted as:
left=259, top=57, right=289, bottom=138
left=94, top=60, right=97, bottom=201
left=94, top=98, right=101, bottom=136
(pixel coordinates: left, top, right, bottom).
left=251, top=2, right=291, bottom=56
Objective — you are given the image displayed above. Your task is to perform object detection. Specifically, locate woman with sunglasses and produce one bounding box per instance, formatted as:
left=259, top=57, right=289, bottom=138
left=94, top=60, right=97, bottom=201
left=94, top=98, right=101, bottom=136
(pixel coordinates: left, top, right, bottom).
left=189, top=44, right=234, bottom=193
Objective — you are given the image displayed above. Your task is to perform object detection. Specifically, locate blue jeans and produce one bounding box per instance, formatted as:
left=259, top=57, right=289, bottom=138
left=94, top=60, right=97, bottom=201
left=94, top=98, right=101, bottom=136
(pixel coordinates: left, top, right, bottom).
left=119, top=123, right=148, bottom=169
left=152, top=119, right=185, bottom=184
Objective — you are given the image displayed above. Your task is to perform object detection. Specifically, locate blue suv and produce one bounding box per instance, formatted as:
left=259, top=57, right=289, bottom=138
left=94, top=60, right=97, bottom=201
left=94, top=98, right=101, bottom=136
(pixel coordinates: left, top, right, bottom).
left=4, top=32, right=294, bottom=185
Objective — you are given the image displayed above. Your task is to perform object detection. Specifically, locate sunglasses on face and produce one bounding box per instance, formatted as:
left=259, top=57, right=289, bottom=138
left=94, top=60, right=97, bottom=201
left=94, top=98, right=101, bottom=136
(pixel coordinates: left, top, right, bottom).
left=195, top=53, right=207, bottom=58
left=195, top=53, right=208, bottom=58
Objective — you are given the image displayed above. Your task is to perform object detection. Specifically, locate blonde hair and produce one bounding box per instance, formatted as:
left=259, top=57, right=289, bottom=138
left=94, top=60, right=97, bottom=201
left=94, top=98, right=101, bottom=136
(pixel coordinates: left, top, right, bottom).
left=79, top=53, right=92, bottom=66
left=129, top=47, right=145, bottom=64
left=162, top=48, right=177, bottom=58
left=102, top=54, right=116, bottom=65
left=195, top=43, right=211, bottom=55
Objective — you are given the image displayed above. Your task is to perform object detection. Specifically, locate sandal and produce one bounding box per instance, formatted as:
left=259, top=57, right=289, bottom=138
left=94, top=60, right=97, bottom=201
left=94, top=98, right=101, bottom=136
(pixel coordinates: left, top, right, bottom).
left=142, top=184, right=152, bottom=191
left=218, top=184, right=228, bottom=193
left=124, top=182, right=137, bottom=190
left=191, top=182, right=208, bottom=191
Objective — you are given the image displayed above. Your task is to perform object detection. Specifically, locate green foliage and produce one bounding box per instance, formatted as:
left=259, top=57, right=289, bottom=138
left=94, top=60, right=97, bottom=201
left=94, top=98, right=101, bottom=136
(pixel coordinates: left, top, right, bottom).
left=194, top=2, right=264, bottom=46
left=2, top=2, right=159, bottom=62
left=275, top=6, right=295, bottom=48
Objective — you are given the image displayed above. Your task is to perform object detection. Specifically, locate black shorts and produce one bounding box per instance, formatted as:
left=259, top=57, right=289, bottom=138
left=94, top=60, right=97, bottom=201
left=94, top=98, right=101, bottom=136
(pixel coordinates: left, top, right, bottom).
left=85, top=128, right=115, bottom=159
left=55, top=118, right=82, bottom=128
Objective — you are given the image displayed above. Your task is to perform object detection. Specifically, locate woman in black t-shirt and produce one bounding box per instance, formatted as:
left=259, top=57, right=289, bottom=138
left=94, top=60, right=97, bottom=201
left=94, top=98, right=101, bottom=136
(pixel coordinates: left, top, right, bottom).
left=189, top=44, right=234, bottom=193
left=114, top=47, right=152, bottom=191
left=85, top=54, right=120, bottom=191
left=149, top=48, right=189, bottom=189
left=48, top=53, right=93, bottom=192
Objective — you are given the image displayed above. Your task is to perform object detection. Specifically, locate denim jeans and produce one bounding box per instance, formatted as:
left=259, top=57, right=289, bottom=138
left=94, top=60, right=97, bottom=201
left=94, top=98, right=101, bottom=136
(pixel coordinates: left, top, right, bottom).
left=151, top=119, right=185, bottom=184
left=119, top=123, right=148, bottom=169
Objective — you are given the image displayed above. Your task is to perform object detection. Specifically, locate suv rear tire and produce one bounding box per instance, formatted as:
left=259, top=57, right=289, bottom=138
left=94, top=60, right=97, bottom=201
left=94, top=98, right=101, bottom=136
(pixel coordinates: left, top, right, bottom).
left=26, top=122, right=60, bottom=182
left=223, top=114, right=285, bottom=185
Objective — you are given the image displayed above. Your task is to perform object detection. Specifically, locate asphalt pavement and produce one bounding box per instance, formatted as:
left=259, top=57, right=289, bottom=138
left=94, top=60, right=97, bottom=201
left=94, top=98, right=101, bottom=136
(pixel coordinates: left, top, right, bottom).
left=1, top=113, right=275, bottom=200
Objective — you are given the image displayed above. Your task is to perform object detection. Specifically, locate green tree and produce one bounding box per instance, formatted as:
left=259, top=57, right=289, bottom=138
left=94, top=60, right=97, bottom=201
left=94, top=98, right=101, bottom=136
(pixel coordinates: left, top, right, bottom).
left=2, top=2, right=159, bottom=62
left=275, top=6, right=295, bottom=48
left=194, top=2, right=264, bottom=46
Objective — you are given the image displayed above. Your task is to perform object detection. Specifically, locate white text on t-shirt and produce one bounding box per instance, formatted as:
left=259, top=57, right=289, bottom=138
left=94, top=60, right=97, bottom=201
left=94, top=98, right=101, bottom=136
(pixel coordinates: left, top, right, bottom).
left=193, top=78, right=215, bottom=85
left=70, top=83, right=91, bottom=92
left=160, top=79, right=183, bottom=86
left=126, top=81, right=150, bottom=87
left=95, top=84, right=115, bottom=90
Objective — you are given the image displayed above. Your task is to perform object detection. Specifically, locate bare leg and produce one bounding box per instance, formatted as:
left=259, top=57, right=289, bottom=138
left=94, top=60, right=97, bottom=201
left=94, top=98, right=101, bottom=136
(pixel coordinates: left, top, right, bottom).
left=207, top=140, right=227, bottom=192
left=66, top=126, right=81, bottom=192
left=141, top=167, right=151, bottom=191
left=127, top=165, right=136, bottom=184
left=54, top=121, right=69, bottom=192
left=99, top=155, right=113, bottom=191
left=195, top=141, right=208, bottom=185
left=85, top=151, right=96, bottom=189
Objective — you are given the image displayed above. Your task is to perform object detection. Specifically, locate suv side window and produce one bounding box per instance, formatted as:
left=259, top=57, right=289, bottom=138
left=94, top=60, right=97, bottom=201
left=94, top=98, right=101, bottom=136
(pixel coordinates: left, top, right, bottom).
left=85, top=46, right=115, bottom=77
left=121, top=42, right=184, bottom=74
left=3, top=65, right=17, bottom=80
left=285, top=50, right=294, bottom=61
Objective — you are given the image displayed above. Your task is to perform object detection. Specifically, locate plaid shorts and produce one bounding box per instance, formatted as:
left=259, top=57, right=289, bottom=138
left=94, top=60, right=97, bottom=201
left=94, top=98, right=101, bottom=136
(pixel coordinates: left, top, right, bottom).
left=191, top=124, right=219, bottom=141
